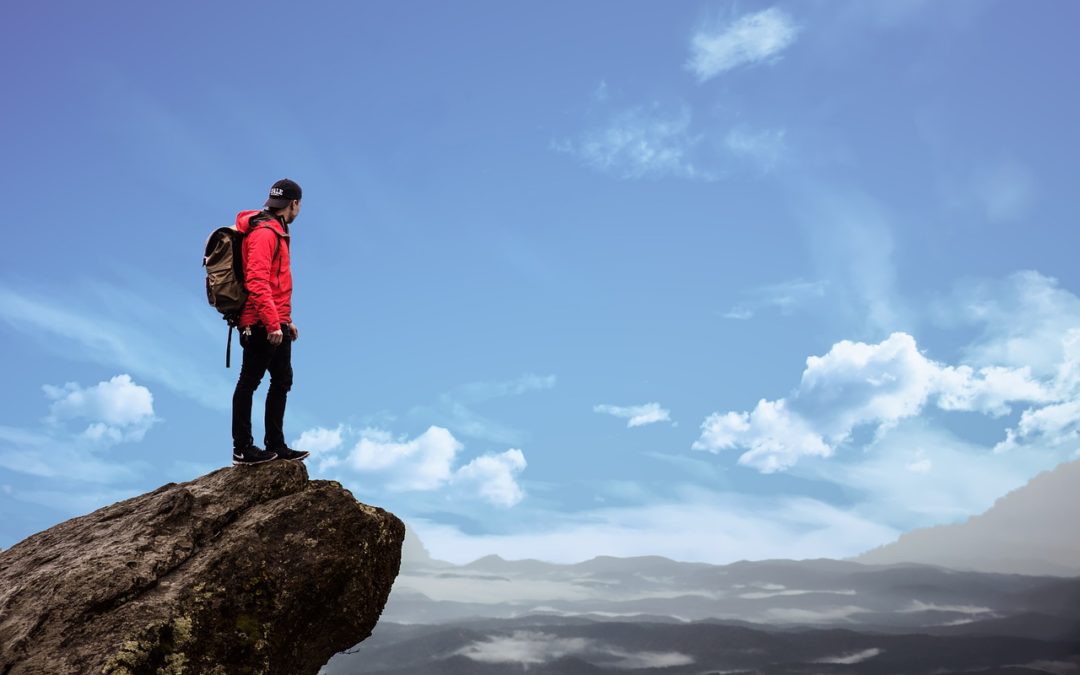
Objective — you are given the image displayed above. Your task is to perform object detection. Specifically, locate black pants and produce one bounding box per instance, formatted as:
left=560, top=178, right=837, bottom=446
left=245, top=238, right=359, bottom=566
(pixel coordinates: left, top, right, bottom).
left=232, top=322, right=293, bottom=451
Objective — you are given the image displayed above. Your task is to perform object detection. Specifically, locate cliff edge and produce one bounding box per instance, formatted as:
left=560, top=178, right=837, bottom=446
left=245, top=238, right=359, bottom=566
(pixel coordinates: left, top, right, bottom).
left=0, top=461, right=404, bottom=674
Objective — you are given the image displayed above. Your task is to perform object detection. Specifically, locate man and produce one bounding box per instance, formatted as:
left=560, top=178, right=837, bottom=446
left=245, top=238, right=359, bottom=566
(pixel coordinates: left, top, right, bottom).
left=231, top=178, right=311, bottom=465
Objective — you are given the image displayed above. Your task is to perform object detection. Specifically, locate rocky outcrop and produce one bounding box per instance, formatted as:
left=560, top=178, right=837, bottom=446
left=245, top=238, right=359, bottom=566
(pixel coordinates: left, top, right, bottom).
left=0, top=461, right=404, bottom=674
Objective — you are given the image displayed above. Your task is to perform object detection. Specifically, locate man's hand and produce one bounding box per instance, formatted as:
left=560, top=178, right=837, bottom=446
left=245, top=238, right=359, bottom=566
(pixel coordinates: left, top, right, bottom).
left=268, top=329, right=284, bottom=346
left=288, top=323, right=299, bottom=341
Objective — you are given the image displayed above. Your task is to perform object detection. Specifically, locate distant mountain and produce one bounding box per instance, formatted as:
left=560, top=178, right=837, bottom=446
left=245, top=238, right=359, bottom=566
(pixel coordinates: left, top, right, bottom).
left=851, top=458, right=1080, bottom=576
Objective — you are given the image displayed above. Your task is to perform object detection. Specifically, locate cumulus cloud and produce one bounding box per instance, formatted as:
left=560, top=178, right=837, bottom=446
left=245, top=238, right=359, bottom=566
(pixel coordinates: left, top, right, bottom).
left=453, top=449, right=528, bottom=507
left=594, top=402, right=672, bottom=428
left=694, top=332, right=1058, bottom=472
left=309, top=425, right=528, bottom=508
left=992, top=399, right=1080, bottom=454
left=292, top=425, right=345, bottom=454
left=688, top=7, right=799, bottom=81
left=554, top=104, right=716, bottom=181
left=43, top=374, right=157, bottom=444
left=349, top=426, right=461, bottom=491
left=695, top=400, right=832, bottom=473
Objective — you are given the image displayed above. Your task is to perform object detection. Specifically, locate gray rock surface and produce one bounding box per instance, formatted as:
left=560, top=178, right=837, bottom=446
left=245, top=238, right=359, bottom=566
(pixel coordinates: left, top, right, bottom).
left=852, top=458, right=1080, bottom=576
left=0, top=461, right=404, bottom=674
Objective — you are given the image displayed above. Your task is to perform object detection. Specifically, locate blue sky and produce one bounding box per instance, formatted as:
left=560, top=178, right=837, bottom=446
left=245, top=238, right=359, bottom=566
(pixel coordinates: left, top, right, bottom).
left=3, top=1, right=1080, bottom=563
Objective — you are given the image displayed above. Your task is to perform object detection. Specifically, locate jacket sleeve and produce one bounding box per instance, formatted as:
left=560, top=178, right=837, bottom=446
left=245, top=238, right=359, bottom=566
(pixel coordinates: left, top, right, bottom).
left=244, top=227, right=280, bottom=328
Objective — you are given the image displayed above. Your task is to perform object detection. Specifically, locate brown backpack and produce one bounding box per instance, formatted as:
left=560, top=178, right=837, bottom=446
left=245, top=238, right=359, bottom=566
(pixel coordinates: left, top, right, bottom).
left=203, top=221, right=278, bottom=367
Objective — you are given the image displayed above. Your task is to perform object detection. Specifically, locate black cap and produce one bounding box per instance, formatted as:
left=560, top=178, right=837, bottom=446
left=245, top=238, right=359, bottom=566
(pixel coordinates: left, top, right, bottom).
left=265, top=178, right=302, bottom=208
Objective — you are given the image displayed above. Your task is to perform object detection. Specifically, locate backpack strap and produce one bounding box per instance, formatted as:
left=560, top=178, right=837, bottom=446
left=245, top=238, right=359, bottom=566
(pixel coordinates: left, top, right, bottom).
left=226, top=324, right=234, bottom=368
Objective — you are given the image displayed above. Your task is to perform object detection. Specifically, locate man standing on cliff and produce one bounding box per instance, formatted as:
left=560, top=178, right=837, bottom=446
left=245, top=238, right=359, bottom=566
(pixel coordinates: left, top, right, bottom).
left=231, top=179, right=311, bottom=465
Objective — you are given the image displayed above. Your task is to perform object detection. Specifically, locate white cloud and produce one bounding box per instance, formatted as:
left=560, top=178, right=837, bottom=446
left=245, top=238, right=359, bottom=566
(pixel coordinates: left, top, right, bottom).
left=815, top=648, right=883, bottom=664
left=762, top=605, right=869, bottom=624
left=44, top=374, right=157, bottom=444
left=457, top=631, right=588, bottom=665
left=688, top=7, right=799, bottom=81
left=694, top=332, right=1058, bottom=472
left=724, top=126, right=787, bottom=172
left=555, top=104, right=716, bottom=181
left=695, top=399, right=832, bottom=473
left=349, top=425, right=461, bottom=491
left=936, top=271, right=1080, bottom=378
left=455, top=630, right=694, bottom=669
left=292, top=425, right=344, bottom=454
left=906, top=448, right=932, bottom=473
left=992, top=399, right=1080, bottom=454
left=594, top=402, right=672, bottom=428
left=723, top=307, right=754, bottom=320
left=315, top=425, right=528, bottom=508
left=453, top=449, right=527, bottom=507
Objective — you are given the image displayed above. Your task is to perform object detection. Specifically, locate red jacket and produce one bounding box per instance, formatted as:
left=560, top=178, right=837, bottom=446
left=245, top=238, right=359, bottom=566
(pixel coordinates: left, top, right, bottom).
left=235, top=210, right=292, bottom=329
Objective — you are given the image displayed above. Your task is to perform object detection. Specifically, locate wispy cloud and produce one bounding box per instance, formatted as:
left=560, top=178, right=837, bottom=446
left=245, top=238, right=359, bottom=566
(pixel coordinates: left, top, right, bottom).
left=972, top=159, right=1036, bottom=224
left=409, top=373, right=557, bottom=444
left=554, top=104, right=717, bottom=181
left=410, top=486, right=900, bottom=565
left=815, top=648, right=884, bottom=664
left=723, top=278, right=827, bottom=320
left=594, top=402, right=672, bottom=428
left=794, top=186, right=908, bottom=334
left=0, top=425, right=145, bottom=484
left=725, top=126, right=788, bottom=172
left=688, top=7, right=800, bottom=82
left=0, top=282, right=232, bottom=410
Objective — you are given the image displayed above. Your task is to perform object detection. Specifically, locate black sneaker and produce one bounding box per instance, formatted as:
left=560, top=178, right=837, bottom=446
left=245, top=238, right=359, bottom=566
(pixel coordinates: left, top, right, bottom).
left=232, top=445, right=278, bottom=465
left=269, top=446, right=310, bottom=462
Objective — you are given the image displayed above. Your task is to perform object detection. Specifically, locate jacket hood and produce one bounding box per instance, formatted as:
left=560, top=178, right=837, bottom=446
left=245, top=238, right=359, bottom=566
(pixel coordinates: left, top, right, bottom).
left=235, top=210, right=287, bottom=236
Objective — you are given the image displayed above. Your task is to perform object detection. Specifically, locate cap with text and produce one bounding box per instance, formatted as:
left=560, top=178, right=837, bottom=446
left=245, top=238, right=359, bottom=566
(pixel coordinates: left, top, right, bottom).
left=265, top=178, right=302, bottom=209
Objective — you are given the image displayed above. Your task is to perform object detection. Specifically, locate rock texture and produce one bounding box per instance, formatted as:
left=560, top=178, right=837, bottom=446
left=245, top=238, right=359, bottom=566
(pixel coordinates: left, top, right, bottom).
left=0, top=461, right=404, bottom=674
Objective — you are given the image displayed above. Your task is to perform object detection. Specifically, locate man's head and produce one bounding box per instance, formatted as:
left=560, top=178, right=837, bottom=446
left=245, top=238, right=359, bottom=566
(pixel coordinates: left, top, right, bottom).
left=264, top=178, right=302, bottom=224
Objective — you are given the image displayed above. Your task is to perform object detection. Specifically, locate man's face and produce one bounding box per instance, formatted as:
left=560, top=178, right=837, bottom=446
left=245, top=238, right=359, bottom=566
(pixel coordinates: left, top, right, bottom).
left=285, top=199, right=301, bottom=224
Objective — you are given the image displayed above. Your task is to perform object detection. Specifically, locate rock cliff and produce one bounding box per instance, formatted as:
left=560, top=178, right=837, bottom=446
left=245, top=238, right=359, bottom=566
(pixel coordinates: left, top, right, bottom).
left=0, top=461, right=404, bottom=674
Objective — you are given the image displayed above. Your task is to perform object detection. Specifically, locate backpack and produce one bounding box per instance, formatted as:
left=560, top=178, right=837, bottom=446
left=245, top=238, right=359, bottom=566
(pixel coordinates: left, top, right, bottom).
left=203, top=217, right=279, bottom=367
